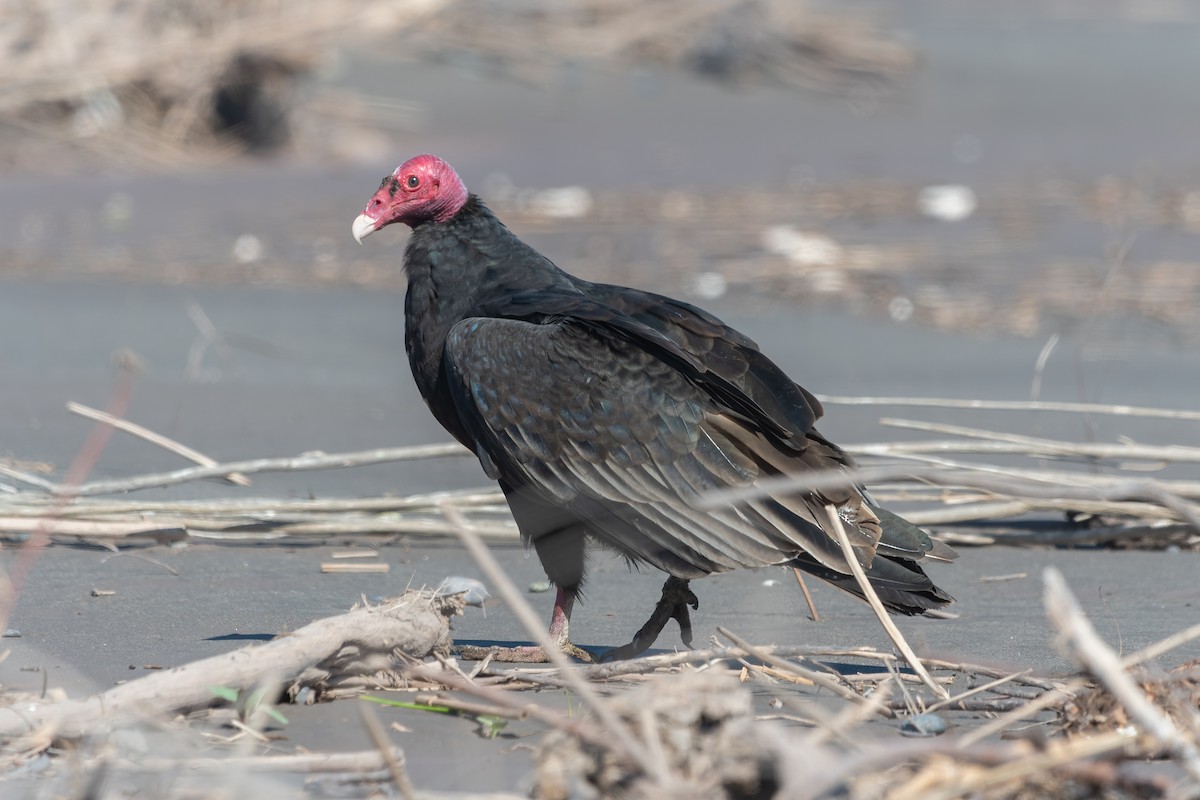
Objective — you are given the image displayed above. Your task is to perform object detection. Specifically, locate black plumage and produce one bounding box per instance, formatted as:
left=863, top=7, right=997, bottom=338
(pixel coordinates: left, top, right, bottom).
left=353, top=156, right=954, bottom=660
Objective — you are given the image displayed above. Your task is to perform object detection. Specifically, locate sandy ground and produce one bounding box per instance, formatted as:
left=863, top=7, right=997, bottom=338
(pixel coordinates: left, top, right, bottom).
left=3, top=5, right=1200, bottom=795
left=1, top=281, right=1199, bottom=794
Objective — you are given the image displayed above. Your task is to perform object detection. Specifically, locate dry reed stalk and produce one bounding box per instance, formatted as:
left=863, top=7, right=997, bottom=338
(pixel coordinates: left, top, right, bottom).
left=717, top=626, right=890, bottom=716
left=116, top=747, right=426, bottom=775
left=959, top=619, right=1200, bottom=746
left=823, top=503, right=948, bottom=700
left=0, top=490, right=507, bottom=516
left=880, top=416, right=1200, bottom=463
left=58, top=442, right=471, bottom=497
left=436, top=503, right=672, bottom=787
left=791, top=567, right=821, bottom=621
left=817, top=393, right=1200, bottom=422
left=1043, top=567, right=1200, bottom=783
left=66, top=401, right=251, bottom=486
left=320, top=562, right=390, bottom=574
left=357, top=702, right=417, bottom=800
left=5, top=393, right=1198, bottom=552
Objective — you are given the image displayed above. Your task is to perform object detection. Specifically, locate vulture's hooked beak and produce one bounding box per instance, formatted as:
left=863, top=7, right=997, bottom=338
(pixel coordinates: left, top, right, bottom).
left=351, top=213, right=377, bottom=245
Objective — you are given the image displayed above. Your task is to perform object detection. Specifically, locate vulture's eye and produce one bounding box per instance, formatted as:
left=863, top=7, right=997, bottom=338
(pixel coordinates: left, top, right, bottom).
left=406, top=175, right=420, bottom=189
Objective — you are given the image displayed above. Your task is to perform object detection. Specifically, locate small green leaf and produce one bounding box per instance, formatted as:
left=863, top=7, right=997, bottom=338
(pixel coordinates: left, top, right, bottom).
left=361, top=695, right=453, bottom=714
left=209, top=686, right=239, bottom=703
left=263, top=706, right=289, bottom=725
left=208, top=685, right=288, bottom=726
left=475, top=715, right=508, bottom=739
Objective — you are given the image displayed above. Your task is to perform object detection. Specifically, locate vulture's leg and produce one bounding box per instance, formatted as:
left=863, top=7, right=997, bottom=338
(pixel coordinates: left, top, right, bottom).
left=601, top=577, right=698, bottom=662
left=455, top=491, right=594, bottom=662
left=455, top=586, right=592, bottom=663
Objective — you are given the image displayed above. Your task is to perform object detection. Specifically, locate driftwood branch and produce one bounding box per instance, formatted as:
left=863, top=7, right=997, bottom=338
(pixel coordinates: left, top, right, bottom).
left=0, top=591, right=463, bottom=742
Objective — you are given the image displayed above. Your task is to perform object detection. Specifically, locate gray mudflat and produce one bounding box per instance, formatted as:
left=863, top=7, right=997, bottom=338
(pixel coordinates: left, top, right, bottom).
left=4, top=6, right=1200, bottom=794
left=2, top=280, right=1199, bottom=794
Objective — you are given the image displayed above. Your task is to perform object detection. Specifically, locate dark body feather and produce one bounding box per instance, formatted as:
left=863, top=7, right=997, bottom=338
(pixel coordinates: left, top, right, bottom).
left=405, top=196, right=953, bottom=616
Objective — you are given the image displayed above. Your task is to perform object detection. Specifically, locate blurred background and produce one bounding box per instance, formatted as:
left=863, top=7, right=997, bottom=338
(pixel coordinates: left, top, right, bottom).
left=3, top=8, right=1200, bottom=785
left=5, top=0, right=1200, bottom=346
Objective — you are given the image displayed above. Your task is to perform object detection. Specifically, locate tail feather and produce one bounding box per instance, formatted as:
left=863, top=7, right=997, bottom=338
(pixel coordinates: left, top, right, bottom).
left=873, top=505, right=958, bottom=563
left=791, top=506, right=956, bottom=615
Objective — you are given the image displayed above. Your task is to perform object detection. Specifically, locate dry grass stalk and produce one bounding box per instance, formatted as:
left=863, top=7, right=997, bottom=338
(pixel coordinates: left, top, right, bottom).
left=118, top=746, right=422, bottom=775
left=59, top=442, right=471, bottom=497
left=357, top=702, right=417, bottom=800
left=705, top=454, right=1200, bottom=544
left=67, top=401, right=251, bottom=486
left=818, top=393, right=1200, bottom=422
left=716, top=626, right=890, bottom=717
left=894, top=731, right=1145, bottom=800
left=880, top=416, right=1200, bottom=464
left=320, top=562, right=390, bottom=573
left=922, top=669, right=1034, bottom=715
left=1043, top=567, right=1200, bottom=784
left=791, top=566, right=821, bottom=621
left=960, top=621, right=1200, bottom=747
left=823, top=503, right=948, bottom=700
left=436, top=502, right=671, bottom=787
left=5, top=394, right=1199, bottom=551
left=407, top=664, right=611, bottom=749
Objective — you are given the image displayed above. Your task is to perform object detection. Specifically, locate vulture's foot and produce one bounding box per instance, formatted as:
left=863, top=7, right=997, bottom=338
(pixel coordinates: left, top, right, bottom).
left=453, top=641, right=594, bottom=663
left=453, top=586, right=595, bottom=663
left=601, top=577, right=698, bottom=662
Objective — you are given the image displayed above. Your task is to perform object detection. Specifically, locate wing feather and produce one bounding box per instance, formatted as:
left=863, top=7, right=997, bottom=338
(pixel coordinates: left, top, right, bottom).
left=443, top=315, right=889, bottom=577
left=442, top=309, right=950, bottom=601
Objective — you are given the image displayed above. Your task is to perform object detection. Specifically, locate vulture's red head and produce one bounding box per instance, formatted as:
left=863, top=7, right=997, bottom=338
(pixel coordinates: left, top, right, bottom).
left=352, top=155, right=469, bottom=243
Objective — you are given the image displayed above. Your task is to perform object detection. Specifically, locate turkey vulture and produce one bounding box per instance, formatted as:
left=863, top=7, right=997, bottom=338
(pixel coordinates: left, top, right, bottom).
left=352, top=155, right=954, bottom=661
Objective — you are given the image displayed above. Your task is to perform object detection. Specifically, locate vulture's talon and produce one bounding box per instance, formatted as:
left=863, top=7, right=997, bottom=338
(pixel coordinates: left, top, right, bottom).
left=598, top=577, right=698, bottom=661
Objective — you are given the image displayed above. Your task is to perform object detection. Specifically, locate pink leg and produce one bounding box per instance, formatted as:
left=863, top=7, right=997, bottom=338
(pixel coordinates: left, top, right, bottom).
left=455, top=586, right=592, bottom=663
left=546, top=587, right=575, bottom=646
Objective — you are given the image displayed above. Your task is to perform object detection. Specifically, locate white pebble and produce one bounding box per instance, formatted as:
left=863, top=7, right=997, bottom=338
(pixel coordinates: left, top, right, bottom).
left=888, top=296, right=914, bottom=322
left=232, top=234, right=264, bottom=264
left=761, top=225, right=842, bottom=266
left=691, top=271, right=727, bottom=300
left=918, top=185, right=977, bottom=222
left=436, top=576, right=490, bottom=607
left=529, top=186, right=593, bottom=219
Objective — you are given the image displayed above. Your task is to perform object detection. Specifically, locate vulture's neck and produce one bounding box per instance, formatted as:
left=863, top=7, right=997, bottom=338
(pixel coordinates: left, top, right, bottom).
left=401, top=196, right=569, bottom=441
